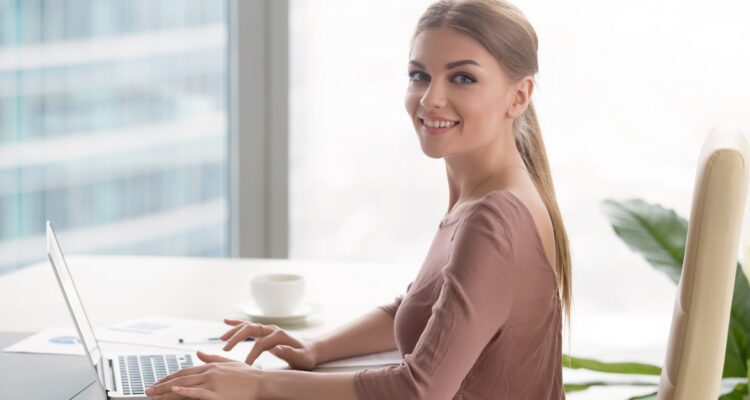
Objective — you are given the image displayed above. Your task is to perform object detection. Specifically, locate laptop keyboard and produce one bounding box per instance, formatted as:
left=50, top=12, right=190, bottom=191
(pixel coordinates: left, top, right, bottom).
left=118, top=354, right=193, bottom=396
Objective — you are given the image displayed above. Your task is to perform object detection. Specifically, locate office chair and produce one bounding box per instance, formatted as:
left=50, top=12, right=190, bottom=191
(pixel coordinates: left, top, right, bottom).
left=657, top=126, right=749, bottom=399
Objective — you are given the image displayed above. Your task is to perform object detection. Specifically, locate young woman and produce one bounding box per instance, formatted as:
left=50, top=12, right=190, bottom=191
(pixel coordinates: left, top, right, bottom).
left=147, top=0, right=571, bottom=398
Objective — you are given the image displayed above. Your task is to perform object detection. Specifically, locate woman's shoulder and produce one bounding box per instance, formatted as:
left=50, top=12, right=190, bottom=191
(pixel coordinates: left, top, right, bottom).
left=465, top=189, right=530, bottom=220
left=470, top=189, right=557, bottom=271
left=448, top=190, right=526, bottom=238
left=463, top=189, right=551, bottom=241
left=444, top=186, right=549, bottom=240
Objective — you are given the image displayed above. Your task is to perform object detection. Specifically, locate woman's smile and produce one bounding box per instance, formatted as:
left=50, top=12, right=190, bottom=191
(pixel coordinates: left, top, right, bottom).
left=419, top=116, right=461, bottom=135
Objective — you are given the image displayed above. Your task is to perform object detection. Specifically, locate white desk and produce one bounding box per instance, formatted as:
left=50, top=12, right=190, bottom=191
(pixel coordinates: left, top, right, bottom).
left=0, top=255, right=667, bottom=399
left=0, top=256, right=415, bottom=399
left=0, top=255, right=416, bottom=336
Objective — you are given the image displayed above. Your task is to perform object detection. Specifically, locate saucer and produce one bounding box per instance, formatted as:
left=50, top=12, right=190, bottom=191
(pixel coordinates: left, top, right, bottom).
left=236, top=302, right=318, bottom=325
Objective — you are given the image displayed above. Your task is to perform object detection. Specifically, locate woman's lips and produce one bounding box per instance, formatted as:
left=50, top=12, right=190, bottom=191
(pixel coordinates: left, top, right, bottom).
left=419, top=118, right=460, bottom=135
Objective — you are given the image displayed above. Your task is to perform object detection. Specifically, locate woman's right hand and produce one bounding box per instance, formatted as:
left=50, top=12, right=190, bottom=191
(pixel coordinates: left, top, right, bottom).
left=221, top=319, right=319, bottom=371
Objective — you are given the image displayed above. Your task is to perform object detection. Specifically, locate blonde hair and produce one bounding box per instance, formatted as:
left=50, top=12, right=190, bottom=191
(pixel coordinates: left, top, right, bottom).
left=413, top=0, right=573, bottom=345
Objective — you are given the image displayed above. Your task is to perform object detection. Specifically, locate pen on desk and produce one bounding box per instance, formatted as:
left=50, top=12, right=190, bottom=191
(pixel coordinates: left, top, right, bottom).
left=178, top=336, right=255, bottom=344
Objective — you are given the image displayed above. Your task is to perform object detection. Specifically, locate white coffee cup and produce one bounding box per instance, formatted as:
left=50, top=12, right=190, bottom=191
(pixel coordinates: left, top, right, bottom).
left=250, top=273, right=305, bottom=316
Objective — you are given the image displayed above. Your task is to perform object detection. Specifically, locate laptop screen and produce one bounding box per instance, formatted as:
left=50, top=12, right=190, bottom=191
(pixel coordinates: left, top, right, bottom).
left=46, top=222, right=103, bottom=377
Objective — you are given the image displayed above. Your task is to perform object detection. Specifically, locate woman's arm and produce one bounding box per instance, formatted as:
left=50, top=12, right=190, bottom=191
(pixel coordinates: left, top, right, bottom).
left=222, top=292, right=405, bottom=369
left=260, top=370, right=358, bottom=400
left=145, top=354, right=360, bottom=400
left=311, top=307, right=397, bottom=365
left=255, top=307, right=397, bottom=399
left=147, top=307, right=397, bottom=400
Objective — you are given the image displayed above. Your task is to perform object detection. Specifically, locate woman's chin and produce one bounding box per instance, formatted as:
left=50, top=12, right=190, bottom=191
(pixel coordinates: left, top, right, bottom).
left=419, top=144, right=448, bottom=159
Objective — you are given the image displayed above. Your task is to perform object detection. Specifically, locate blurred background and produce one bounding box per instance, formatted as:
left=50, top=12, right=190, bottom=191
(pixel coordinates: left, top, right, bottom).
left=2, top=0, right=750, bottom=397
left=1, top=0, right=229, bottom=268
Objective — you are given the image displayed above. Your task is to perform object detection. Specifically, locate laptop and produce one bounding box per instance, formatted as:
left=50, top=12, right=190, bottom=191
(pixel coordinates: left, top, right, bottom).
left=46, top=221, right=195, bottom=399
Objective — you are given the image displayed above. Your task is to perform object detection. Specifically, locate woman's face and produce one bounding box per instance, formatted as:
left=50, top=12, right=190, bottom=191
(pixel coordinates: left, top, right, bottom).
left=405, top=27, right=518, bottom=159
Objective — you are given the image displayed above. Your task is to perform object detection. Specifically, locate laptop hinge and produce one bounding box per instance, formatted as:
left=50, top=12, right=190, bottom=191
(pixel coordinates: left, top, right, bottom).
left=97, top=353, right=114, bottom=394
left=108, top=358, right=118, bottom=393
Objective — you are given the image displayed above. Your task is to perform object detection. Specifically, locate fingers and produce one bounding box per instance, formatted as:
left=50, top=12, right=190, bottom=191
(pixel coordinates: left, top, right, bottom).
left=268, top=345, right=315, bottom=369
left=223, top=323, right=272, bottom=351
left=244, top=328, right=288, bottom=365
left=149, top=387, right=187, bottom=400
left=224, top=318, right=244, bottom=326
left=147, top=374, right=206, bottom=397
left=150, top=385, right=210, bottom=400
left=219, top=324, right=243, bottom=341
left=148, top=391, right=187, bottom=400
left=221, top=319, right=255, bottom=342
left=171, top=386, right=219, bottom=400
left=196, top=351, right=233, bottom=364
left=154, top=364, right=210, bottom=386
left=223, top=324, right=254, bottom=351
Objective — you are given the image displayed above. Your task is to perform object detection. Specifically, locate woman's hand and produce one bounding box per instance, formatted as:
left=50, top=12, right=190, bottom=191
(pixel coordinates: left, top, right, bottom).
left=146, top=352, right=263, bottom=400
left=222, top=318, right=319, bottom=370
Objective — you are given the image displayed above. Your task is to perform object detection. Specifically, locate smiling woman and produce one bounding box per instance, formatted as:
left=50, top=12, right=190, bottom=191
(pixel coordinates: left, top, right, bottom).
left=401, top=0, right=571, bottom=320
left=146, top=1, right=569, bottom=399
left=353, top=0, right=569, bottom=397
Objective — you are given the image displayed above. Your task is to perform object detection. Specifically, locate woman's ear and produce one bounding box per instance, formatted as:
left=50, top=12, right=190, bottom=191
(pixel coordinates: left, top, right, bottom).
left=507, top=77, right=534, bottom=119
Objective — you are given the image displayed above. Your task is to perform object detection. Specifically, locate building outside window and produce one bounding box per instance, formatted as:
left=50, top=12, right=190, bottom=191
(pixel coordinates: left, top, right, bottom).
left=0, top=0, right=229, bottom=274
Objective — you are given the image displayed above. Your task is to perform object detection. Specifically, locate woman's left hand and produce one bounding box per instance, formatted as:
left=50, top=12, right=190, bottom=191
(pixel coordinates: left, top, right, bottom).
left=146, top=351, right=265, bottom=400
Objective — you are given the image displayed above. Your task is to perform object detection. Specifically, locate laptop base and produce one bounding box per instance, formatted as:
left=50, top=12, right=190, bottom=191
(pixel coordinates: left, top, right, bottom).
left=0, top=331, right=103, bottom=400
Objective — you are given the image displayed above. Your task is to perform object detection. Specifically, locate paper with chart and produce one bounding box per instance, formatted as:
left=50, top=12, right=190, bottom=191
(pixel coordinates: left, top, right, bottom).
left=2, top=316, right=252, bottom=357
left=3, top=315, right=402, bottom=371
left=2, top=327, right=87, bottom=356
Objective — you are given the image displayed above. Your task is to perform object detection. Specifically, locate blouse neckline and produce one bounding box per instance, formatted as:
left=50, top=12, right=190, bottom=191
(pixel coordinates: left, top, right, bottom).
left=438, top=190, right=514, bottom=228
left=438, top=190, right=557, bottom=278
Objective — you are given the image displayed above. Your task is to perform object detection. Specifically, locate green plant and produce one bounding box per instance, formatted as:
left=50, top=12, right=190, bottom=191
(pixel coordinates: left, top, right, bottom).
left=561, top=198, right=750, bottom=399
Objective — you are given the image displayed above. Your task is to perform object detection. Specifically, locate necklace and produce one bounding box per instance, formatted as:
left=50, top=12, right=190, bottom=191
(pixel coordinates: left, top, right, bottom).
left=439, top=164, right=527, bottom=228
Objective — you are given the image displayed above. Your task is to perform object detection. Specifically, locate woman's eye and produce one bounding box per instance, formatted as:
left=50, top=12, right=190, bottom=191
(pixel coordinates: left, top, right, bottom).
left=452, top=74, right=476, bottom=84
left=408, top=71, right=429, bottom=82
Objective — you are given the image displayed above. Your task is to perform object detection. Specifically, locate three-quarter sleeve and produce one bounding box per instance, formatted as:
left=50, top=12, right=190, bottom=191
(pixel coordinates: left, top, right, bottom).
left=355, top=204, right=515, bottom=400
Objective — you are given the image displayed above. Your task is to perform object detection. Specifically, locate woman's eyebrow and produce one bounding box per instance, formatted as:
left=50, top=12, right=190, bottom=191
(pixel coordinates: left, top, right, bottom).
left=409, top=59, right=482, bottom=69
left=445, top=59, right=482, bottom=69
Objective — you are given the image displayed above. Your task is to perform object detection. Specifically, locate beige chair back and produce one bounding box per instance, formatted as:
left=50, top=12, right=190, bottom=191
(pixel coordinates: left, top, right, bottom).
left=657, top=126, right=749, bottom=399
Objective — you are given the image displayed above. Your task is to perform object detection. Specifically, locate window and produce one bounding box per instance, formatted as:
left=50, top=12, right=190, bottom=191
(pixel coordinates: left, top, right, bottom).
left=289, top=0, right=439, bottom=263
left=0, top=0, right=229, bottom=274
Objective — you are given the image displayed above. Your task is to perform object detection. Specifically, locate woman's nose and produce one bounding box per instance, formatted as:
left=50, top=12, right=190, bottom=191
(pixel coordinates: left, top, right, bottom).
left=420, top=83, right=447, bottom=109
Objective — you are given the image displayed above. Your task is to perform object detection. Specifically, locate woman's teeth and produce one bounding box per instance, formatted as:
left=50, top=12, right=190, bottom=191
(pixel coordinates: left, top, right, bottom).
left=422, top=119, right=459, bottom=128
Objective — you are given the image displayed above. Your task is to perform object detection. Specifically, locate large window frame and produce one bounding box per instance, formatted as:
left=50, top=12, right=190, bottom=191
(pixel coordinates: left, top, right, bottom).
left=228, top=0, right=289, bottom=258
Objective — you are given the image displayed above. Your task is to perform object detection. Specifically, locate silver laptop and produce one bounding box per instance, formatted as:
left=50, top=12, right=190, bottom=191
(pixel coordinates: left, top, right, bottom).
left=47, top=221, right=195, bottom=399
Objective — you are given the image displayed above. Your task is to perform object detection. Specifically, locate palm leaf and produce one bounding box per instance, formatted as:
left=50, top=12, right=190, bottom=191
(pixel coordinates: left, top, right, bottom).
left=563, top=354, right=661, bottom=375
left=600, top=199, right=686, bottom=283
left=600, top=198, right=750, bottom=378
left=628, top=392, right=657, bottom=400
left=718, top=383, right=748, bottom=399
left=563, top=380, right=656, bottom=393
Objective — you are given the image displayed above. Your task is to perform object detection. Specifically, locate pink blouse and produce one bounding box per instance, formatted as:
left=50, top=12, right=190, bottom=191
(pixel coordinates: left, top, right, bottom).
left=354, top=191, right=564, bottom=399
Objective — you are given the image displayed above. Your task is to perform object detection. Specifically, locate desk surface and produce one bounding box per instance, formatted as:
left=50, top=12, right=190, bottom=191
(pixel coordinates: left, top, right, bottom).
left=0, top=255, right=669, bottom=399
left=0, top=255, right=416, bottom=335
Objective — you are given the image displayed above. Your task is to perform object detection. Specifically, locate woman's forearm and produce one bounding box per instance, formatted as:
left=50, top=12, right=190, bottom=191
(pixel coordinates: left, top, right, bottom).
left=311, top=307, right=396, bottom=365
left=257, top=307, right=395, bottom=398
left=260, top=369, right=358, bottom=400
